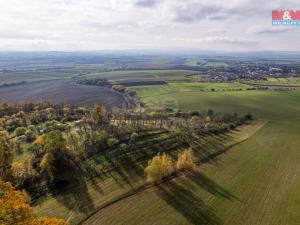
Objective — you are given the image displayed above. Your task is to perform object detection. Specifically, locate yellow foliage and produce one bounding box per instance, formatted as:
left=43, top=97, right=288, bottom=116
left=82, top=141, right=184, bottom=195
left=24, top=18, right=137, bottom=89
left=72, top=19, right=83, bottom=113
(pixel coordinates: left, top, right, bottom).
left=11, top=161, right=35, bottom=185
left=0, top=178, right=67, bottom=225
left=11, top=162, right=26, bottom=177
left=40, top=153, right=55, bottom=178
left=145, top=153, right=174, bottom=183
left=34, top=134, right=46, bottom=145
left=32, top=217, right=67, bottom=225
left=91, top=105, right=103, bottom=123
left=176, top=148, right=196, bottom=171
left=190, top=116, right=200, bottom=125
left=205, top=116, right=211, bottom=123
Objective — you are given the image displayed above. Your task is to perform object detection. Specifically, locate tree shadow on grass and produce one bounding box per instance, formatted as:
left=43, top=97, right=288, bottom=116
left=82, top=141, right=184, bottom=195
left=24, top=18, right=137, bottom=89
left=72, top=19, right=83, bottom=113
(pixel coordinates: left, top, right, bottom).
left=89, top=177, right=104, bottom=195
left=157, top=181, right=222, bottom=225
left=100, top=150, right=145, bottom=190
left=191, top=136, right=227, bottom=164
left=188, top=171, right=240, bottom=201
left=190, top=132, right=240, bottom=165
left=53, top=170, right=95, bottom=215
left=156, top=170, right=243, bottom=225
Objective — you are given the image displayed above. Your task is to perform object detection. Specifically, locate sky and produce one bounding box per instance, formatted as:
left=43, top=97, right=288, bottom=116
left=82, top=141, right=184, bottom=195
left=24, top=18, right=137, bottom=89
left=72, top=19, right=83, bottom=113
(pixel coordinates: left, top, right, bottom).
left=0, top=0, right=299, bottom=52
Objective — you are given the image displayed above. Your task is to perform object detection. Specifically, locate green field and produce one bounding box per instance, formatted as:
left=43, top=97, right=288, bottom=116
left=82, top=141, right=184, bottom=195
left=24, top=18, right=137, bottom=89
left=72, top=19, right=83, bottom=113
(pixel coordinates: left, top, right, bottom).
left=245, top=77, right=300, bottom=87
left=84, top=70, right=198, bottom=82
left=0, top=68, right=98, bottom=85
left=81, top=88, right=300, bottom=225
left=204, top=62, right=229, bottom=68
left=184, top=59, right=207, bottom=67
left=183, top=59, right=228, bottom=68
left=129, top=82, right=253, bottom=108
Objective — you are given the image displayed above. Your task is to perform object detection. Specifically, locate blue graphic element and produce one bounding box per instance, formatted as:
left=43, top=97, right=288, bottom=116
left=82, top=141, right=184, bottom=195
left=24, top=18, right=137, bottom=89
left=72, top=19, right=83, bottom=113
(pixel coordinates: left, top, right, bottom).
left=272, top=20, right=300, bottom=26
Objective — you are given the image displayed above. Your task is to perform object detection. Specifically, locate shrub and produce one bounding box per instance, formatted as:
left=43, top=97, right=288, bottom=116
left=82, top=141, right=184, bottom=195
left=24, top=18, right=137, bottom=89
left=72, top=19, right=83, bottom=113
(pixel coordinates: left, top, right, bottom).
left=189, top=111, right=200, bottom=116
left=130, top=132, right=139, bottom=143
left=127, top=90, right=137, bottom=97
left=119, top=143, right=128, bottom=151
left=244, top=112, right=253, bottom=120
left=14, top=127, right=27, bottom=137
left=107, top=138, right=119, bottom=147
left=43, top=120, right=66, bottom=132
left=25, top=130, right=36, bottom=142
left=112, top=85, right=125, bottom=93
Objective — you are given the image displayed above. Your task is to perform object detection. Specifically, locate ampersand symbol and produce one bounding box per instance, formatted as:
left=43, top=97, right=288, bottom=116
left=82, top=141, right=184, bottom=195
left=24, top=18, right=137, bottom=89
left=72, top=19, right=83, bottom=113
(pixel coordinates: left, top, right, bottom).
left=283, top=11, right=292, bottom=20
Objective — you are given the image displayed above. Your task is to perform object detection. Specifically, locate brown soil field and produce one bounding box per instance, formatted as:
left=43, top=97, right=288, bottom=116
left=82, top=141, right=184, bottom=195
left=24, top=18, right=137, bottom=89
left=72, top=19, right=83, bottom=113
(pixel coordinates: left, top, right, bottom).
left=0, top=80, right=126, bottom=108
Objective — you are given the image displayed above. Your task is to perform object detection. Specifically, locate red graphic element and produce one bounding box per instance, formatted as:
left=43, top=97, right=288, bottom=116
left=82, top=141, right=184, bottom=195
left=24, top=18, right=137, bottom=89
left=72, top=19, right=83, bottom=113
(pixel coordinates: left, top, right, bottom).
left=272, top=10, right=300, bottom=20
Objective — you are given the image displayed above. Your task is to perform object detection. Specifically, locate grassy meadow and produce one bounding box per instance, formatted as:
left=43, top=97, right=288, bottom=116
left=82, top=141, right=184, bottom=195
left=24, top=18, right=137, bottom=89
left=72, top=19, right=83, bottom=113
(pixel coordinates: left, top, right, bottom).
left=183, top=59, right=229, bottom=68
left=247, top=77, right=300, bottom=86
left=85, top=70, right=198, bottom=82
left=204, top=62, right=229, bottom=68
left=81, top=87, right=300, bottom=225
left=130, top=82, right=252, bottom=94
left=184, top=59, right=207, bottom=67
left=129, top=82, right=253, bottom=109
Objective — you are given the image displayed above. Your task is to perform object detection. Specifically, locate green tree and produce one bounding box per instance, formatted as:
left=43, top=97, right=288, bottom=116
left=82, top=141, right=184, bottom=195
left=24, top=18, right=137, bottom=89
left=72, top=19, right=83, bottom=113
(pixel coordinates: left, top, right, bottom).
left=129, top=132, right=139, bottom=144
left=90, top=105, right=103, bottom=124
left=0, top=133, right=12, bottom=177
left=25, top=130, right=36, bottom=142
left=37, top=131, right=73, bottom=179
left=14, top=127, right=27, bottom=137
left=107, top=138, right=119, bottom=147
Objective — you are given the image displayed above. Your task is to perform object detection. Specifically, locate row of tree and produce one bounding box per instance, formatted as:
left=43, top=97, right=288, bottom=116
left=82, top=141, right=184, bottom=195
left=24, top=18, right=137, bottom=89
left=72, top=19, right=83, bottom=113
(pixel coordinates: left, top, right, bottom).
left=0, top=103, right=252, bottom=202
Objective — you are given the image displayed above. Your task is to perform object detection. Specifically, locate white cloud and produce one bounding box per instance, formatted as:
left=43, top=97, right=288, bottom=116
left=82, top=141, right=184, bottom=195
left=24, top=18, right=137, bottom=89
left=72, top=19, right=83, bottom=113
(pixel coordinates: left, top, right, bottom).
left=0, top=0, right=299, bottom=51
left=248, top=26, right=295, bottom=35
left=171, top=36, right=256, bottom=45
left=134, top=0, right=161, bottom=8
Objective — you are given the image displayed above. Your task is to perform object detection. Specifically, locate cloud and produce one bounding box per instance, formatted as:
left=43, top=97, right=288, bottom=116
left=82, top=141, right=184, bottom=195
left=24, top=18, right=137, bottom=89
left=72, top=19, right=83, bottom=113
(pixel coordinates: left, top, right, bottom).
left=173, top=3, right=223, bottom=23
left=248, top=26, right=294, bottom=35
left=172, top=36, right=256, bottom=45
left=171, top=0, right=280, bottom=23
left=206, top=29, right=227, bottom=34
left=0, top=31, right=48, bottom=41
left=134, top=0, right=160, bottom=8
left=204, top=36, right=254, bottom=45
left=0, top=0, right=299, bottom=51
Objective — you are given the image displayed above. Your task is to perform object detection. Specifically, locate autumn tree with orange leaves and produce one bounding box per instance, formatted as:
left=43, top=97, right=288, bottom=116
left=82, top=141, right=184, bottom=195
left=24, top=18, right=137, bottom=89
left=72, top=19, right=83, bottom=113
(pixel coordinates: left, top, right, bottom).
left=0, top=178, right=67, bottom=225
